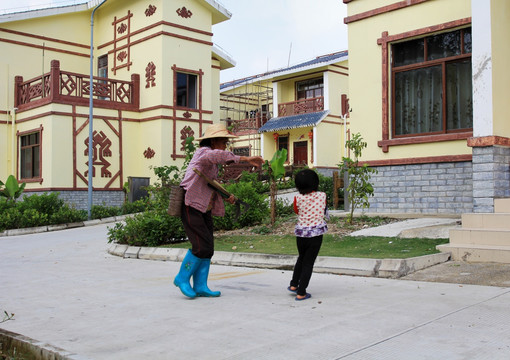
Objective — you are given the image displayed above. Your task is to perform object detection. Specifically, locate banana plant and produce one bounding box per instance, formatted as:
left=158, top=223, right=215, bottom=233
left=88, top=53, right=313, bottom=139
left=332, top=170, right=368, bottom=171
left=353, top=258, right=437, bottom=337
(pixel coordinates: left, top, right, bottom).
left=0, top=175, right=26, bottom=202
left=262, top=148, right=287, bottom=226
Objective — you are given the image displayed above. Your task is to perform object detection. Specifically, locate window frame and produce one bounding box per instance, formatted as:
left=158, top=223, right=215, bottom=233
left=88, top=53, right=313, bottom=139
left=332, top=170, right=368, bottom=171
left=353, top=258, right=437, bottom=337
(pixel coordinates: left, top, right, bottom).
left=296, top=77, right=324, bottom=100
left=376, top=18, right=472, bottom=153
left=18, top=126, right=43, bottom=183
left=175, top=72, right=198, bottom=109
left=391, top=27, right=472, bottom=139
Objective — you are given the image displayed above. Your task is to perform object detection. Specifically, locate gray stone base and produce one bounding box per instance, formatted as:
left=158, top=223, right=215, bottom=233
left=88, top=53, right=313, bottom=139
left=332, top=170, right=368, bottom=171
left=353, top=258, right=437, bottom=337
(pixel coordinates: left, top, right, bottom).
left=472, top=146, right=510, bottom=213
left=23, top=190, right=125, bottom=210
left=367, top=161, right=473, bottom=214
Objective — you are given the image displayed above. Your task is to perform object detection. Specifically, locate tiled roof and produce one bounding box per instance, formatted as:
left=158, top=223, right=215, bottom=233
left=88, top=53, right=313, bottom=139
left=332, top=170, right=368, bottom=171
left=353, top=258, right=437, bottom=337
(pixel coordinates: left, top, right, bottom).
left=258, top=110, right=329, bottom=133
left=220, top=50, right=348, bottom=90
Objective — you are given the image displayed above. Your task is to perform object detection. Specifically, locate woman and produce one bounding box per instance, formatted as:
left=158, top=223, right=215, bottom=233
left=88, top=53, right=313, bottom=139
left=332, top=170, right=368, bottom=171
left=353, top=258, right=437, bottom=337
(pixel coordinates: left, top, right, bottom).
left=174, top=123, right=264, bottom=298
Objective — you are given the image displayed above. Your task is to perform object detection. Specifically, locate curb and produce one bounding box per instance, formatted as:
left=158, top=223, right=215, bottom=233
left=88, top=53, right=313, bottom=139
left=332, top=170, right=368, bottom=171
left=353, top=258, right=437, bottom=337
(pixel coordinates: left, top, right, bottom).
left=107, top=244, right=451, bottom=279
left=0, top=215, right=134, bottom=237
left=0, top=329, right=90, bottom=360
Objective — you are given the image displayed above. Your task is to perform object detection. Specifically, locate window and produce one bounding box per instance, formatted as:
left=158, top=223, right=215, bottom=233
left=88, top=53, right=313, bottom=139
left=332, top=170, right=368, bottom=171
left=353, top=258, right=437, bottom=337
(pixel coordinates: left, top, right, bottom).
left=176, top=72, right=197, bottom=109
left=98, top=55, right=108, bottom=78
left=233, top=147, right=250, bottom=157
left=392, top=27, right=472, bottom=137
left=20, top=132, right=41, bottom=179
left=297, top=78, right=323, bottom=100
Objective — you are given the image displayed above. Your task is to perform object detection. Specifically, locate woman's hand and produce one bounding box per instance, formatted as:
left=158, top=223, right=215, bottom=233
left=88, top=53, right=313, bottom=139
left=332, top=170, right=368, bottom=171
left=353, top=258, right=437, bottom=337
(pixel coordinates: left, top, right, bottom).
left=241, top=156, right=264, bottom=167
left=226, top=194, right=236, bottom=204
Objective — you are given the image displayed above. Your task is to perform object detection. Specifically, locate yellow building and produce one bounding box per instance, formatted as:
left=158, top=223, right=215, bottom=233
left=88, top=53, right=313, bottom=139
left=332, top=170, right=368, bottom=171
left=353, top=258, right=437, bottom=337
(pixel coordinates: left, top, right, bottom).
left=0, top=0, right=234, bottom=208
left=220, top=51, right=350, bottom=172
left=344, top=0, right=510, bottom=214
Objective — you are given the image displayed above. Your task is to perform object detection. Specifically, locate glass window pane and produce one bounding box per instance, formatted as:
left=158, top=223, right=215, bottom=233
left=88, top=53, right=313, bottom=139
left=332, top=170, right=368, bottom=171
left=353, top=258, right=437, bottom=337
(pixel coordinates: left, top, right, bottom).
left=21, top=148, right=32, bottom=179
left=427, top=30, right=461, bottom=60
left=463, top=28, right=472, bottom=54
left=33, top=146, right=40, bottom=177
left=176, top=73, right=187, bottom=107
left=188, top=74, right=197, bottom=109
left=393, top=39, right=424, bottom=67
left=446, top=59, right=473, bottom=130
left=394, top=65, right=443, bottom=135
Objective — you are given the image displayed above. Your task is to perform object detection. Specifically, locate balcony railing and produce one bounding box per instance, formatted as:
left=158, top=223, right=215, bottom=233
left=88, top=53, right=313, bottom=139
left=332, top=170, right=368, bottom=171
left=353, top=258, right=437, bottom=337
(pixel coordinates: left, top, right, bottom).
left=278, top=96, right=324, bottom=117
left=230, top=113, right=270, bottom=132
left=15, top=59, right=139, bottom=111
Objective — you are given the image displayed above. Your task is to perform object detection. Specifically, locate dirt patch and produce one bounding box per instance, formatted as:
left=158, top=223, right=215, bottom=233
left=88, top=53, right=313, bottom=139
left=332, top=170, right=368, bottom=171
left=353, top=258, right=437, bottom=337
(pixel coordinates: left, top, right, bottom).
left=216, top=216, right=401, bottom=237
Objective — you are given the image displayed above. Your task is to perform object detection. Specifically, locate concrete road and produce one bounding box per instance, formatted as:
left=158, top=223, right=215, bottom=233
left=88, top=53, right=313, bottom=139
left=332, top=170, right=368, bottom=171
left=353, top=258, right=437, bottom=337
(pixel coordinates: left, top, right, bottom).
left=1, top=223, right=510, bottom=359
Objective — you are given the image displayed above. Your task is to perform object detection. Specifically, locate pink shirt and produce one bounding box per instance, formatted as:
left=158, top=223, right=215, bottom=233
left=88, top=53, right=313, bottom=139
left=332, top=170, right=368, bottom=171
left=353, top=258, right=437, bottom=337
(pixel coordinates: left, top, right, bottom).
left=180, top=146, right=240, bottom=216
left=293, top=191, right=328, bottom=237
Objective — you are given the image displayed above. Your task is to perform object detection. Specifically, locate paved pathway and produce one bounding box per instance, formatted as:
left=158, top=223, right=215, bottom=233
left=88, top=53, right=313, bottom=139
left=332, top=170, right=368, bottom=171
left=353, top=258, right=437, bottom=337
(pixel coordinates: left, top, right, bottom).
left=1, top=223, right=510, bottom=359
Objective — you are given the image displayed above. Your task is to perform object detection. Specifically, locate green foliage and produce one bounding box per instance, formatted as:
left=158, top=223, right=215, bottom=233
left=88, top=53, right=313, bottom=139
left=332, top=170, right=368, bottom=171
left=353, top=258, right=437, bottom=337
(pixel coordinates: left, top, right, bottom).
left=17, top=192, right=64, bottom=215
left=151, top=136, right=196, bottom=185
left=91, top=205, right=121, bottom=219
left=339, top=133, right=377, bottom=223
left=0, top=191, right=145, bottom=232
left=106, top=139, right=196, bottom=246
left=213, top=181, right=269, bottom=230
left=0, top=175, right=26, bottom=202
left=107, top=211, right=186, bottom=246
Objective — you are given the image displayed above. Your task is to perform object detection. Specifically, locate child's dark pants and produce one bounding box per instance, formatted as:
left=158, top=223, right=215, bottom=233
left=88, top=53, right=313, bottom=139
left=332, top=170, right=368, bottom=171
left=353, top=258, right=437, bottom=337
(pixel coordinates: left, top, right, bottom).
left=290, top=235, right=323, bottom=296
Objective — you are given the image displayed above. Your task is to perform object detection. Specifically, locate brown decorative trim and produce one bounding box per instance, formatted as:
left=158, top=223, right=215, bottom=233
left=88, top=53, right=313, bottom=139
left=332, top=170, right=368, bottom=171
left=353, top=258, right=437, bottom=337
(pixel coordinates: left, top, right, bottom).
left=360, top=154, right=472, bottom=167
left=328, top=69, right=349, bottom=76
left=377, top=18, right=472, bottom=153
left=377, top=132, right=472, bottom=152
left=0, top=37, right=89, bottom=57
left=467, top=136, right=510, bottom=148
left=145, top=62, right=156, bottom=88
left=344, top=0, right=431, bottom=24
left=212, top=65, right=221, bottom=70
left=0, top=27, right=89, bottom=48
left=183, top=111, right=192, bottom=119
left=145, top=5, right=157, bottom=17
left=331, top=64, right=349, bottom=70
left=176, top=7, right=193, bottom=18
left=98, top=20, right=212, bottom=50
left=144, top=147, right=155, bottom=159
left=111, top=11, right=133, bottom=75
left=272, top=70, right=324, bottom=83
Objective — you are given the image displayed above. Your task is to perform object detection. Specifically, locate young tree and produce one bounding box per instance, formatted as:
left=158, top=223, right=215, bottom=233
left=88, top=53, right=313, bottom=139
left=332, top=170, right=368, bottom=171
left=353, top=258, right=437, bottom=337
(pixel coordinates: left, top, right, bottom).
left=339, top=133, right=377, bottom=224
left=263, top=148, right=287, bottom=226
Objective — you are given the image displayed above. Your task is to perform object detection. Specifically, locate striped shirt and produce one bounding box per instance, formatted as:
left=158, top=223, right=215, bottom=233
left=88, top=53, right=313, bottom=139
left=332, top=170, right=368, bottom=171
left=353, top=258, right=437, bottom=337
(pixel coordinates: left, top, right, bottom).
left=180, top=146, right=240, bottom=216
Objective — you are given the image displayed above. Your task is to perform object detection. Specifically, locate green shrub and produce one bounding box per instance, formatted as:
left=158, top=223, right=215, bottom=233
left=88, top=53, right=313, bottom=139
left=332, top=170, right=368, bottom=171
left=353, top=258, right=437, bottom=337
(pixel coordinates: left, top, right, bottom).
left=49, top=208, right=87, bottom=224
left=107, top=211, right=185, bottom=247
left=17, top=193, right=64, bottom=216
left=121, top=199, right=149, bottom=214
left=91, top=205, right=121, bottom=219
left=213, top=181, right=269, bottom=231
left=0, top=207, right=22, bottom=231
left=19, top=208, right=49, bottom=228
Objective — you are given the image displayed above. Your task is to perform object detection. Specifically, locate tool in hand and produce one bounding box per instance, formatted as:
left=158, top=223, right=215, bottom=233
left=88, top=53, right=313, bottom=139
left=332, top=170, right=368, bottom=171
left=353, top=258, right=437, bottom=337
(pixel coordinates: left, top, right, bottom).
left=193, top=168, right=250, bottom=219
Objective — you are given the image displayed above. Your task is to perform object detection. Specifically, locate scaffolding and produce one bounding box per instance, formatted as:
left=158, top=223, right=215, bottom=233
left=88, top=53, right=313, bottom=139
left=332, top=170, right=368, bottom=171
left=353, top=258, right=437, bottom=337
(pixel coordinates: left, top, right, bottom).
left=220, top=77, right=273, bottom=157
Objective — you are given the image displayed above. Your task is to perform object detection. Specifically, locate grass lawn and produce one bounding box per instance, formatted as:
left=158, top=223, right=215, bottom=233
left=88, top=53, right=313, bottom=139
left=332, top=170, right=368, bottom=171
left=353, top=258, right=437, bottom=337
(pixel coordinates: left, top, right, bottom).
left=163, top=234, right=449, bottom=259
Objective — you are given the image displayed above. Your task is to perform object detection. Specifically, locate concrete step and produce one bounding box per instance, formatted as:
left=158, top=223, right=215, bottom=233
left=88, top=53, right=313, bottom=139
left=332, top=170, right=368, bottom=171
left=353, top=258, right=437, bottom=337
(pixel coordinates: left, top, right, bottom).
left=461, top=213, right=510, bottom=230
left=494, top=198, right=510, bottom=213
left=437, top=243, right=510, bottom=263
left=449, top=228, right=510, bottom=247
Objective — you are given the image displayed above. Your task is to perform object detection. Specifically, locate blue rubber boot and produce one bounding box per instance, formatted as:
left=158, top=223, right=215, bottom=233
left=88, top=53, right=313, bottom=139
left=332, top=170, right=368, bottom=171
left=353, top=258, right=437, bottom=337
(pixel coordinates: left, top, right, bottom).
left=193, top=259, right=221, bottom=297
left=173, top=250, right=200, bottom=298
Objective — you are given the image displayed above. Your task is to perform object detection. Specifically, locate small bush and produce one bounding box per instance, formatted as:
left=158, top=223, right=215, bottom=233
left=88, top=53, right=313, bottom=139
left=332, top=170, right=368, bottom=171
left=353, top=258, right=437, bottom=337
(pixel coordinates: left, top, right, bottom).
left=19, top=208, right=49, bottom=228
left=49, top=207, right=87, bottom=224
left=214, top=181, right=269, bottom=231
left=121, top=199, right=149, bottom=214
left=0, top=207, right=22, bottom=231
left=107, top=211, right=185, bottom=247
left=17, top=193, right=64, bottom=217
left=91, top=205, right=121, bottom=219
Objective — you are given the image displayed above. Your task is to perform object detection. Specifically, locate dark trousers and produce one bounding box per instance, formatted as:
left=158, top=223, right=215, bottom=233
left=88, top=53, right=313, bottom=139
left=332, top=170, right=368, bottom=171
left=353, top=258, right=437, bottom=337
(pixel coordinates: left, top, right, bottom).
left=181, top=204, right=214, bottom=259
left=290, top=235, right=323, bottom=296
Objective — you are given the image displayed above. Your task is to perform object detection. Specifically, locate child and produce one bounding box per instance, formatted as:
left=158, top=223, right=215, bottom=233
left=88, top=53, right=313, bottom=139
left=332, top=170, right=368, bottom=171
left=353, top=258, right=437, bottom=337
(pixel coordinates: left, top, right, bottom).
left=288, top=169, right=328, bottom=301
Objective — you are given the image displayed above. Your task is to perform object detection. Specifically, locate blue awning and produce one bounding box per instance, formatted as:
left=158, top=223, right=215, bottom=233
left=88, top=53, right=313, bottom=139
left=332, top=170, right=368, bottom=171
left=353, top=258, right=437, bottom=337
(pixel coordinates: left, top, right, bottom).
left=258, top=110, right=329, bottom=133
